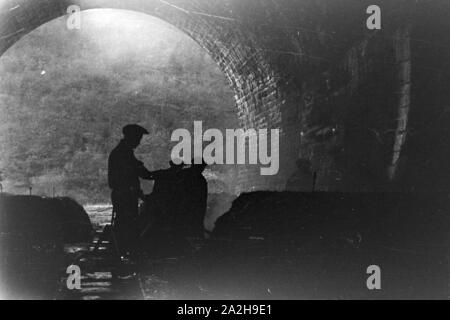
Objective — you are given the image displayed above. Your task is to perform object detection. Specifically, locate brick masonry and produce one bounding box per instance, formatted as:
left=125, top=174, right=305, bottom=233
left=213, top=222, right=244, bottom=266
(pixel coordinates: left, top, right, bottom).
left=0, top=0, right=448, bottom=193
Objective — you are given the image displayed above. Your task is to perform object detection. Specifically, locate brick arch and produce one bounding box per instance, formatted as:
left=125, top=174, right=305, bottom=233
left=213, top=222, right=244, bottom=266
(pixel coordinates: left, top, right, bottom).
left=0, top=0, right=421, bottom=192
left=0, top=0, right=277, bottom=126
left=0, top=0, right=292, bottom=192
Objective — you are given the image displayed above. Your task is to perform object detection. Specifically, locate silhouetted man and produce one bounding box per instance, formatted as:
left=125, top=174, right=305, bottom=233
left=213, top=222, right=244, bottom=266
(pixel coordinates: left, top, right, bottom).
left=152, top=160, right=184, bottom=196
left=108, top=124, right=153, bottom=258
left=140, top=160, right=185, bottom=239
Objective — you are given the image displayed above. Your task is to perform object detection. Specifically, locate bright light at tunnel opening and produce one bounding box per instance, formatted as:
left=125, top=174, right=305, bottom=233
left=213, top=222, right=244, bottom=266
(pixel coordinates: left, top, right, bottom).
left=78, top=8, right=180, bottom=34
left=70, top=8, right=192, bottom=63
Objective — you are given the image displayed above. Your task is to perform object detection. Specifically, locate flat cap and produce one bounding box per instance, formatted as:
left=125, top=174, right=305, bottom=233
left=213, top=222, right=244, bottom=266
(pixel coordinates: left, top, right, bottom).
left=122, top=124, right=149, bottom=137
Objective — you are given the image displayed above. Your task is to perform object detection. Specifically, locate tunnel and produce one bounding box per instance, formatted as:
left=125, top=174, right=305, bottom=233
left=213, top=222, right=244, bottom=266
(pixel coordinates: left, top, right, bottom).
left=1, top=0, right=450, bottom=194
left=1, top=0, right=450, bottom=301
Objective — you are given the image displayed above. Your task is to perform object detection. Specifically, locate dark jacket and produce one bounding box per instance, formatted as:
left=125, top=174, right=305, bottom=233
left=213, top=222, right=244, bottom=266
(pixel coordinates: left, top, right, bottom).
left=108, top=139, right=152, bottom=194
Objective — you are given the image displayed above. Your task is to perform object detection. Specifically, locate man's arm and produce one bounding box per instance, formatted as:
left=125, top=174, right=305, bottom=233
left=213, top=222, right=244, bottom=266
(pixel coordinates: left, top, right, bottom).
left=137, top=163, right=154, bottom=180
left=132, top=157, right=154, bottom=180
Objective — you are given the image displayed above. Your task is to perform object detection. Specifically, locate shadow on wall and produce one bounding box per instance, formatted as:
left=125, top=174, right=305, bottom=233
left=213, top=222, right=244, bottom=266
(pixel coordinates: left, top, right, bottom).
left=205, top=192, right=236, bottom=232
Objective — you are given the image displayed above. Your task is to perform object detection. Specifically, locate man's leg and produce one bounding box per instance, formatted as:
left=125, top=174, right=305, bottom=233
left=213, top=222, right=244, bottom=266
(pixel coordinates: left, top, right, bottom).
left=112, top=191, right=137, bottom=257
left=121, top=194, right=139, bottom=257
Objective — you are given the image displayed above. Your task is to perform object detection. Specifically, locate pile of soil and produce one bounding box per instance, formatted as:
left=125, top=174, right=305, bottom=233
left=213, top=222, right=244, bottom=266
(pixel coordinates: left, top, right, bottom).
left=0, top=194, right=93, bottom=299
left=0, top=194, right=93, bottom=244
left=199, top=192, right=450, bottom=299
left=214, top=191, right=449, bottom=249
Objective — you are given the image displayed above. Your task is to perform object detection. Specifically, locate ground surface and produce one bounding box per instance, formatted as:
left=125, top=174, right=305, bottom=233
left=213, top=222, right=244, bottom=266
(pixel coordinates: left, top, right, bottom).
left=2, top=193, right=449, bottom=300
left=58, top=198, right=449, bottom=300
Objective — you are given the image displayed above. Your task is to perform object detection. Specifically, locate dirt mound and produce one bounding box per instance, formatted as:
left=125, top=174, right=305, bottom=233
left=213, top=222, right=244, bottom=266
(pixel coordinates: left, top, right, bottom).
left=205, top=192, right=450, bottom=298
left=0, top=194, right=93, bottom=244
left=0, top=194, right=93, bottom=299
left=214, top=191, right=449, bottom=248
